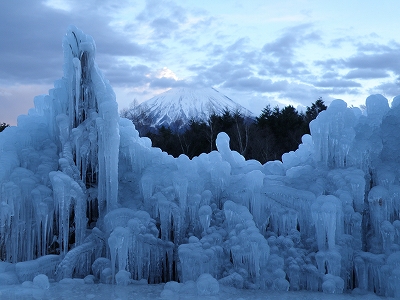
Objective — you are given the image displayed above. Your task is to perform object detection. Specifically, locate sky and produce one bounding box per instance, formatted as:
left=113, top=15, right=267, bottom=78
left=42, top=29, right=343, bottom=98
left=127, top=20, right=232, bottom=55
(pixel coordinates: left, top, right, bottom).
left=1, top=0, right=400, bottom=125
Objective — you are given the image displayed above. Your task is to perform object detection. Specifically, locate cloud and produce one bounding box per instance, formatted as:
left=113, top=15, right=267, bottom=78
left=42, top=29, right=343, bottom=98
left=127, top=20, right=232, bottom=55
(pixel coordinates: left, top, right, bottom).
left=345, top=48, right=400, bottom=73
left=101, top=61, right=151, bottom=87
left=344, top=69, right=389, bottom=79
left=150, top=18, right=180, bottom=39
left=136, top=0, right=187, bottom=23
left=2, top=2, right=327, bottom=118
left=101, top=60, right=190, bottom=90
left=311, top=41, right=400, bottom=100
left=314, top=58, right=345, bottom=70
left=368, top=82, right=400, bottom=98
left=315, top=42, right=400, bottom=78
left=322, top=72, right=340, bottom=79
left=280, top=83, right=329, bottom=105
left=3, top=0, right=400, bottom=123
left=262, top=24, right=321, bottom=59
left=222, top=77, right=288, bottom=93
left=226, top=37, right=250, bottom=52
left=181, top=25, right=324, bottom=100
left=278, top=82, right=361, bottom=108
left=0, top=1, right=67, bottom=84
left=259, top=59, right=308, bottom=77
left=329, top=37, right=353, bottom=48
left=355, top=42, right=393, bottom=53
left=190, top=61, right=239, bottom=86
left=133, top=0, right=214, bottom=43
left=313, top=79, right=362, bottom=88
left=149, top=77, right=187, bottom=89
left=0, top=84, right=53, bottom=125
left=260, top=24, right=320, bottom=78
left=0, top=1, right=157, bottom=86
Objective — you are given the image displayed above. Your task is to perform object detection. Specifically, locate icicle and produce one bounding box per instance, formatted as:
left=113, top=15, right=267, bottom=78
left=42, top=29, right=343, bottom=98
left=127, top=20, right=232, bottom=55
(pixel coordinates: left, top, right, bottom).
left=173, top=174, right=188, bottom=211
left=316, top=250, right=341, bottom=276
left=108, top=226, right=129, bottom=283
left=368, top=185, right=390, bottom=238
left=381, top=221, right=395, bottom=256
left=311, top=195, right=342, bottom=251
left=198, top=205, right=212, bottom=234
left=49, top=171, right=86, bottom=255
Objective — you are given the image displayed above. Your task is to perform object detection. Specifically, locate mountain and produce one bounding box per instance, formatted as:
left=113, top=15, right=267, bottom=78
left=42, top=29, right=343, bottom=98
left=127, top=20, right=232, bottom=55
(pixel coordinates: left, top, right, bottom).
left=132, top=87, right=254, bottom=130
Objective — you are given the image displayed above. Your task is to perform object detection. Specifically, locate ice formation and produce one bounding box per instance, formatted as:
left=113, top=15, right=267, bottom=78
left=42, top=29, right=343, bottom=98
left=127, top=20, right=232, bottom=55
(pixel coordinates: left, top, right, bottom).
left=2, top=26, right=400, bottom=297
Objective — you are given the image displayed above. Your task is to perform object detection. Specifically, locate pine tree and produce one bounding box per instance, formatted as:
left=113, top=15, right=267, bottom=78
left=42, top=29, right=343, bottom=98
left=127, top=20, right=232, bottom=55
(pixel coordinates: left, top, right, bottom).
left=0, top=123, right=9, bottom=132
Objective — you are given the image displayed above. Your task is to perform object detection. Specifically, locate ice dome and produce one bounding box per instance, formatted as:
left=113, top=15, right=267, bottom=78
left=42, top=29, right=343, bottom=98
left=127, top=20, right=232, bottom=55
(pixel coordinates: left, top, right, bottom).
left=1, top=26, right=400, bottom=298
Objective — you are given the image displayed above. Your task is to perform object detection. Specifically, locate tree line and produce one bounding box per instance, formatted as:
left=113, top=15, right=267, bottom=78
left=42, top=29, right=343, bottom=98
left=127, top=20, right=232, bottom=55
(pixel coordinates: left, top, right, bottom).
left=0, top=99, right=326, bottom=164
left=0, top=123, right=9, bottom=132
left=122, top=99, right=327, bottom=164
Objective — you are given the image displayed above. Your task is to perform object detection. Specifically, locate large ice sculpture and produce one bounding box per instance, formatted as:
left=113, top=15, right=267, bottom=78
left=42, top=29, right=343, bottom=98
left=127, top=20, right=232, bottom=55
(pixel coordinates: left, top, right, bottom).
left=2, top=26, right=400, bottom=297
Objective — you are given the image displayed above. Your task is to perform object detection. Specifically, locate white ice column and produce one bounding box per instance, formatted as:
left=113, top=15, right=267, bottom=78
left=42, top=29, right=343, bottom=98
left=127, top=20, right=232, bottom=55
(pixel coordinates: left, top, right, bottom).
left=311, top=195, right=343, bottom=251
left=50, top=171, right=86, bottom=255
left=198, top=205, right=212, bottom=233
left=368, top=186, right=390, bottom=237
left=96, top=101, right=120, bottom=215
left=108, top=226, right=129, bottom=282
left=173, top=173, right=188, bottom=211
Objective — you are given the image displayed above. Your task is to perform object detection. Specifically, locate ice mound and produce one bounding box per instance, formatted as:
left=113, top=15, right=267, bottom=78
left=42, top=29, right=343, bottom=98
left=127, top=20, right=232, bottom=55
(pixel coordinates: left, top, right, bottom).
left=2, top=25, right=400, bottom=298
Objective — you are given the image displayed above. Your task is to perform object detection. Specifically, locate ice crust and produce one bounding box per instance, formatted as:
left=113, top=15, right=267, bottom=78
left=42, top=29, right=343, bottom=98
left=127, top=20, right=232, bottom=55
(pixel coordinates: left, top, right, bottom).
left=2, top=26, right=400, bottom=297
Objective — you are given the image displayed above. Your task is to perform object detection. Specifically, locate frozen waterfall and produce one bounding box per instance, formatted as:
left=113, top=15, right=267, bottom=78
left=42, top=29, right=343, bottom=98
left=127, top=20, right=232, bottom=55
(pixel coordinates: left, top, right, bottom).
left=2, top=26, right=400, bottom=297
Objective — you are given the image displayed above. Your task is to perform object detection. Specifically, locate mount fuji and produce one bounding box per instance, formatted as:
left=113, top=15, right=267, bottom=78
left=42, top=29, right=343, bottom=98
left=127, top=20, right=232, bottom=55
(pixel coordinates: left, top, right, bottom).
left=133, top=87, right=254, bottom=130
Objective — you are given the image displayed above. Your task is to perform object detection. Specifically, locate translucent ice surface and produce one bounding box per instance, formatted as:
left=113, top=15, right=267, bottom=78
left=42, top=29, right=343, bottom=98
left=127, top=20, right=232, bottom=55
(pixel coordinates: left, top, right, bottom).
left=3, top=25, right=400, bottom=298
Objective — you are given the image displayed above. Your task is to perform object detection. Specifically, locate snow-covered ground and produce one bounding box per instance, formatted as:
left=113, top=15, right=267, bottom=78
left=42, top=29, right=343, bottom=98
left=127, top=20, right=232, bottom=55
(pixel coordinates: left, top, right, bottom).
left=0, top=282, right=389, bottom=300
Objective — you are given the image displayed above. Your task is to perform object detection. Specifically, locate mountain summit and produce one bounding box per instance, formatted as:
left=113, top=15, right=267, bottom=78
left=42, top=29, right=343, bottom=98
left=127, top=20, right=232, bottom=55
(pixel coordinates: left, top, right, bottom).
left=133, top=87, right=254, bottom=129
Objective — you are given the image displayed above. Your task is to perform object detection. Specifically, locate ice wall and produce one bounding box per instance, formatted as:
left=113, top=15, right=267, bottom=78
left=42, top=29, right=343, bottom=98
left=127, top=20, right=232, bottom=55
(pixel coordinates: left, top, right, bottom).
left=2, top=26, right=400, bottom=297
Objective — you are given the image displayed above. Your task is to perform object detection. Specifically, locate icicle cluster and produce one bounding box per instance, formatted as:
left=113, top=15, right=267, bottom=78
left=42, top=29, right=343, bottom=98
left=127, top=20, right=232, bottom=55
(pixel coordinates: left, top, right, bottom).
left=3, top=26, right=400, bottom=297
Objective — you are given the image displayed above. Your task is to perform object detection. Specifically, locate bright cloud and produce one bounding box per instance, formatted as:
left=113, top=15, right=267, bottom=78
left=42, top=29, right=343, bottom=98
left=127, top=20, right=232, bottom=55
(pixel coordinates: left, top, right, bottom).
left=42, top=0, right=73, bottom=11
left=155, top=67, right=179, bottom=80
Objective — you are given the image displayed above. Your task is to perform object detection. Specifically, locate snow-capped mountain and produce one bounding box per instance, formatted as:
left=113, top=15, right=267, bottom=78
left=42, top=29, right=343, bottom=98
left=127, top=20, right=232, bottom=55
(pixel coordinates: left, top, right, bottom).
left=134, top=87, right=254, bottom=129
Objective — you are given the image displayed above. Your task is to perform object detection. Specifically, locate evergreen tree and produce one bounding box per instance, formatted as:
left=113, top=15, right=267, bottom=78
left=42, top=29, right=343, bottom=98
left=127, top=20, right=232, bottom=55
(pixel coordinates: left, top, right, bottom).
left=122, top=99, right=327, bottom=164
left=305, top=97, right=327, bottom=124
left=120, top=100, right=151, bottom=136
left=256, top=104, right=306, bottom=159
left=181, top=119, right=209, bottom=157
left=0, top=123, right=9, bottom=132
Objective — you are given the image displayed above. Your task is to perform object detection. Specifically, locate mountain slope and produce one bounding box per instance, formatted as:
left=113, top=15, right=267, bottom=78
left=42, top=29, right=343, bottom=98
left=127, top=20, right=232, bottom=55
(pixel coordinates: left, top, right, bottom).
left=134, top=87, right=254, bottom=129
